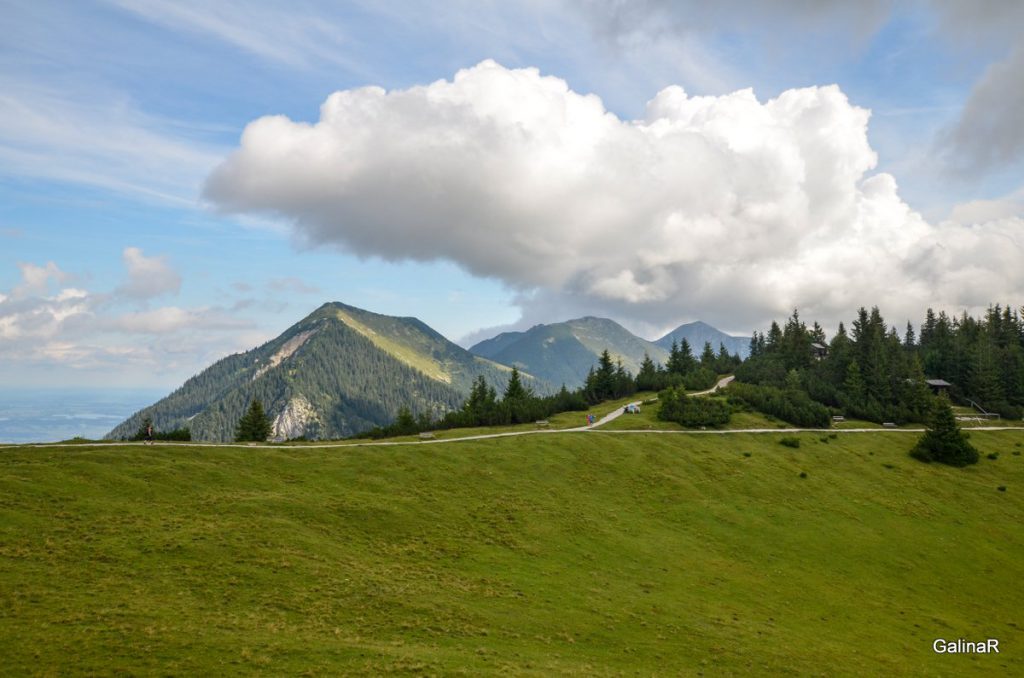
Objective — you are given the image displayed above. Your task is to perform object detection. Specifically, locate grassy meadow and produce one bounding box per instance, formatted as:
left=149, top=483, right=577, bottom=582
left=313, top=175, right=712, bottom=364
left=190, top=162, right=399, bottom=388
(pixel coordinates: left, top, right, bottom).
left=1, top=431, right=1022, bottom=675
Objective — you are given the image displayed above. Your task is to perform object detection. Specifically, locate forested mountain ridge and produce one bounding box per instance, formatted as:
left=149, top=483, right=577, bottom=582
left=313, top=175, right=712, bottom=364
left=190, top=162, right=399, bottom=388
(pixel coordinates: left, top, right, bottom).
left=469, top=317, right=669, bottom=388
left=107, top=302, right=539, bottom=442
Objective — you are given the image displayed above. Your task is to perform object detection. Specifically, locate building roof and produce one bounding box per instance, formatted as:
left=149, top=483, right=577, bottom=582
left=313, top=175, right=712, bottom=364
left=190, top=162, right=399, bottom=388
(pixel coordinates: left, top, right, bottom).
left=925, top=379, right=952, bottom=387
left=810, top=342, right=828, bottom=351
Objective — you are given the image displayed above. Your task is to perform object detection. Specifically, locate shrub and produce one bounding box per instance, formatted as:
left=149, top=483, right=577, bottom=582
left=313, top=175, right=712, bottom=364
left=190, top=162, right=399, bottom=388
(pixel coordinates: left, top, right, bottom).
left=726, top=382, right=831, bottom=428
left=987, top=452, right=999, bottom=460
left=743, top=452, right=752, bottom=457
left=156, top=428, right=192, bottom=441
left=799, top=471, right=808, bottom=478
left=682, top=367, right=718, bottom=391
left=657, top=387, right=731, bottom=428
left=779, top=437, right=800, bottom=448
left=998, top=486, right=1007, bottom=492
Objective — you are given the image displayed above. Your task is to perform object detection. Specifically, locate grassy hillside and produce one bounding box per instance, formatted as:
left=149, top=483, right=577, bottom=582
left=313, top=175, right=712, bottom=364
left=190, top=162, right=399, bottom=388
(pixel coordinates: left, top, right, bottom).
left=2, top=432, right=1022, bottom=675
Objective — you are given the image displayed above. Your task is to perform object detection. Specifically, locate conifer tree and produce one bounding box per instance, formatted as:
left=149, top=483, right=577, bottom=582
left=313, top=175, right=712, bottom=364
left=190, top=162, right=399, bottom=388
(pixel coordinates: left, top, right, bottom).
left=503, top=366, right=527, bottom=401
left=700, top=341, right=716, bottom=367
left=667, top=340, right=684, bottom=375
left=679, top=338, right=694, bottom=371
left=596, top=349, right=615, bottom=398
left=235, top=399, right=272, bottom=442
left=910, top=394, right=978, bottom=467
left=637, top=353, right=658, bottom=391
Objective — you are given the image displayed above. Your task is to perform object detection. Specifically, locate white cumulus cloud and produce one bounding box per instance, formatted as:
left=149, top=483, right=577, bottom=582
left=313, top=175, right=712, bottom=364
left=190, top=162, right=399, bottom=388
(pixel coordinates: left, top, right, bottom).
left=13, top=261, right=67, bottom=298
left=205, top=61, right=1024, bottom=333
left=117, top=247, right=182, bottom=299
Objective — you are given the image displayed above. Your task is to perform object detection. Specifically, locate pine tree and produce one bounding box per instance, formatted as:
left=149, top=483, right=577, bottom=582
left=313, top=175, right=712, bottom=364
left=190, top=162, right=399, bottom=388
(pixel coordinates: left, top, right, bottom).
left=700, top=341, right=716, bottom=368
left=235, top=399, right=272, bottom=442
left=595, top=350, right=616, bottom=400
left=678, top=339, right=695, bottom=372
left=842, top=360, right=866, bottom=410
left=392, top=406, right=417, bottom=435
left=637, top=353, right=658, bottom=391
left=904, top=322, right=916, bottom=350
left=910, top=394, right=978, bottom=467
left=810, top=321, right=827, bottom=344
left=766, top=321, right=783, bottom=352
left=503, top=366, right=527, bottom=400
left=666, top=340, right=685, bottom=375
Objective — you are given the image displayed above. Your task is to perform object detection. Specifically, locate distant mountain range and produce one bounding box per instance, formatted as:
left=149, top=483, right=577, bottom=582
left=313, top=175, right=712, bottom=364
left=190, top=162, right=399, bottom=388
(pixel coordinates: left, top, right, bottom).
left=470, top=317, right=750, bottom=388
left=108, top=302, right=749, bottom=441
left=470, top=317, right=669, bottom=388
left=107, top=302, right=532, bottom=442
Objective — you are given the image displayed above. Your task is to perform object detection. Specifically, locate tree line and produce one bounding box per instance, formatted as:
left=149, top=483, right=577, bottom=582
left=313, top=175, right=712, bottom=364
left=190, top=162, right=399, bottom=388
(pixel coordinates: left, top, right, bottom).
left=637, top=339, right=741, bottom=392
left=736, top=305, right=1024, bottom=424
left=363, top=342, right=743, bottom=439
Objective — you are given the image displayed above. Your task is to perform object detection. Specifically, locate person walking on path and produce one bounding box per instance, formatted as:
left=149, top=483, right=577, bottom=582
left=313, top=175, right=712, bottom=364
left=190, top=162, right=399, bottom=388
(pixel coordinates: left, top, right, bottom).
left=146, top=423, right=154, bottom=445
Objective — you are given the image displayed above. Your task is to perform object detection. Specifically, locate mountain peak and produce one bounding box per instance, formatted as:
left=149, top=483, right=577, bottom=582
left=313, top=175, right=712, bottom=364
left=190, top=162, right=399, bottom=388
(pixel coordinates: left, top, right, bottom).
left=108, top=302, right=534, bottom=442
left=655, top=321, right=751, bottom=357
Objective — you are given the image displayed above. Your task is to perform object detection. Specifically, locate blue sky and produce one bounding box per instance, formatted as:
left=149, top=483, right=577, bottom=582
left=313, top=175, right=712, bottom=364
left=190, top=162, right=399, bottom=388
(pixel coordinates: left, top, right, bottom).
left=2, top=1, right=1023, bottom=388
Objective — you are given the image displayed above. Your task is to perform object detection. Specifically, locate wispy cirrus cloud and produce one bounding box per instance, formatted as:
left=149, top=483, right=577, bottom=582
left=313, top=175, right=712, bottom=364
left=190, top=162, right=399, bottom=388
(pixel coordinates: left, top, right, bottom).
left=0, top=77, right=225, bottom=204
left=103, top=0, right=364, bottom=72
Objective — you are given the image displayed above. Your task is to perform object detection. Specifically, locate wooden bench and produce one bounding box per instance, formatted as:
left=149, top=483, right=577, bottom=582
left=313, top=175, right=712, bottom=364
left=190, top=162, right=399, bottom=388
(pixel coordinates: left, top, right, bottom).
left=418, top=432, right=436, bottom=440
left=535, top=420, right=549, bottom=428
left=832, top=416, right=845, bottom=422
left=882, top=422, right=897, bottom=428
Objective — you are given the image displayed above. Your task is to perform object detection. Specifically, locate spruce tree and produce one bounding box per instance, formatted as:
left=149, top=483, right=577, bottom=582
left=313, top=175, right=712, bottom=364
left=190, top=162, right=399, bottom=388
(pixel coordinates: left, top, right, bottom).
left=700, top=341, right=716, bottom=368
left=595, top=349, right=615, bottom=399
left=910, top=394, right=978, bottom=467
left=637, top=353, right=658, bottom=391
left=503, top=366, right=527, bottom=400
left=667, top=340, right=684, bottom=375
left=235, top=399, right=272, bottom=442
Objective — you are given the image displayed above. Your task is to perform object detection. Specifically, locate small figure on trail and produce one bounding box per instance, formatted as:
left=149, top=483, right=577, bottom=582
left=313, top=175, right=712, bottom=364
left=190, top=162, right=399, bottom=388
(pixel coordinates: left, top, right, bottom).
left=146, top=423, right=153, bottom=445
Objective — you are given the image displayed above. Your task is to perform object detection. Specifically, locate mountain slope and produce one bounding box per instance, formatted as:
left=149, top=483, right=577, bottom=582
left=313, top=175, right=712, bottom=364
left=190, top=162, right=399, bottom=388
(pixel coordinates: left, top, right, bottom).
left=469, top=317, right=669, bottom=388
left=107, top=302, right=535, bottom=442
left=655, top=320, right=751, bottom=359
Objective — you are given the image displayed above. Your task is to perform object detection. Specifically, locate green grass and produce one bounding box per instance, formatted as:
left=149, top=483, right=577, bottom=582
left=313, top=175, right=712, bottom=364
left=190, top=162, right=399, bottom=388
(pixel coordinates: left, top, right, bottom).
left=2, top=431, right=1023, bottom=675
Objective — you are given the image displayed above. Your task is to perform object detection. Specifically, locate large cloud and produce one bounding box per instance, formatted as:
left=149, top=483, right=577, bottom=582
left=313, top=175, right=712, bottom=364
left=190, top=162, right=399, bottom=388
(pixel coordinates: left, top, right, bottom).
left=205, top=61, right=1024, bottom=334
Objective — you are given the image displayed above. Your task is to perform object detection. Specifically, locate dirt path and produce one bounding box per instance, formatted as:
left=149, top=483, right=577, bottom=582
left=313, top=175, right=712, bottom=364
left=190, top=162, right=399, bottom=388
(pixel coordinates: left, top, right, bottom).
left=5, top=424, right=1024, bottom=452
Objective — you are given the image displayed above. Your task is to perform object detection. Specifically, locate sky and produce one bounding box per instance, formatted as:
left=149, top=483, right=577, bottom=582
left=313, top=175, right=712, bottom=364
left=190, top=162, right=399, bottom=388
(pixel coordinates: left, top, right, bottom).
left=2, top=0, right=1023, bottom=389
